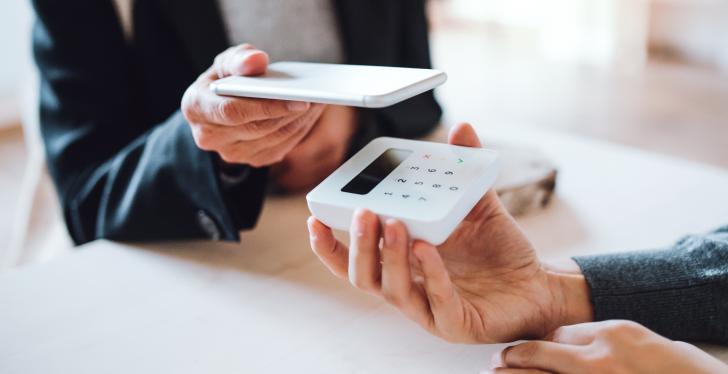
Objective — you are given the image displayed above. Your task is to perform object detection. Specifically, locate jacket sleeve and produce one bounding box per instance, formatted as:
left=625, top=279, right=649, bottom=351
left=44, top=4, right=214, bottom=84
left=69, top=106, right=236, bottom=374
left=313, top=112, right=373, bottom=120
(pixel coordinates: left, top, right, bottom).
left=573, top=226, right=728, bottom=344
left=349, top=0, right=443, bottom=154
left=32, top=0, right=266, bottom=245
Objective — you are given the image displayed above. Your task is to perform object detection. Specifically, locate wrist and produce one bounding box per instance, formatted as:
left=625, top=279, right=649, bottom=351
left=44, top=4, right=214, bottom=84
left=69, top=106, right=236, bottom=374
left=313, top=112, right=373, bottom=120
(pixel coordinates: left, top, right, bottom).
left=544, top=259, right=594, bottom=331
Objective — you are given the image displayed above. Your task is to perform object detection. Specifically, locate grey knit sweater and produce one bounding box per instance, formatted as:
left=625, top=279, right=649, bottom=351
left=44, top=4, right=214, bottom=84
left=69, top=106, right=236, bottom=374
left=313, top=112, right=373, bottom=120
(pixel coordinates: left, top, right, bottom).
left=574, top=225, right=728, bottom=344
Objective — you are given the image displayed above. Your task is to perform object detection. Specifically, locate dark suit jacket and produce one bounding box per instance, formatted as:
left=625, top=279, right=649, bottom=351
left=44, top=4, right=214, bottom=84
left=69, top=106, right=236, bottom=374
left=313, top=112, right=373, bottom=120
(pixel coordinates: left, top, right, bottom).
left=32, top=0, right=442, bottom=245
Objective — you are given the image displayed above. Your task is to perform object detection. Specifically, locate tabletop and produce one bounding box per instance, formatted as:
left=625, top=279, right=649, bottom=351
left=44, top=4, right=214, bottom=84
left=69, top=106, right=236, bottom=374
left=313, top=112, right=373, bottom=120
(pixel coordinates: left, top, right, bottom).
left=2, top=126, right=728, bottom=373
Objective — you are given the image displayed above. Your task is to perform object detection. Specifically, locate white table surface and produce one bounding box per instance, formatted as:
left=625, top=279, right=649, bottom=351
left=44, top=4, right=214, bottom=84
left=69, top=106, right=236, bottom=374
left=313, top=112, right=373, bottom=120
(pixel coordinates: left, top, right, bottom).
left=2, top=126, right=727, bottom=373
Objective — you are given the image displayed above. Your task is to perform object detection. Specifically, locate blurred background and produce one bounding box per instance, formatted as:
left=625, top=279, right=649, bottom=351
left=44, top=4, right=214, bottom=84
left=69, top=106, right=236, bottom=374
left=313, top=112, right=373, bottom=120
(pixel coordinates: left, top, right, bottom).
left=1, top=0, right=727, bottom=250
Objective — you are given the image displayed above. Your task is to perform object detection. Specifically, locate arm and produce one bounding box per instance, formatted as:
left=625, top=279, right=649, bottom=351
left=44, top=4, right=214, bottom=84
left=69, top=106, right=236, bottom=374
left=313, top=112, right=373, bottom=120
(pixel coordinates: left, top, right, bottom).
left=573, top=226, right=728, bottom=344
left=307, top=122, right=728, bottom=345
left=33, top=1, right=312, bottom=244
left=33, top=0, right=245, bottom=243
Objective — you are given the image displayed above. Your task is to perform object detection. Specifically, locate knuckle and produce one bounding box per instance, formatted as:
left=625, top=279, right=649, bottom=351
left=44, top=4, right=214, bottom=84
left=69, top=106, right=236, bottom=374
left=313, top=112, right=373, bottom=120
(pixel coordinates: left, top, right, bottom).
left=181, top=90, right=200, bottom=121
left=191, top=127, right=211, bottom=150
left=218, top=151, right=235, bottom=164
left=247, top=155, right=270, bottom=168
left=271, top=152, right=287, bottom=165
left=603, top=320, right=645, bottom=338
left=551, top=326, right=567, bottom=342
left=673, top=341, right=694, bottom=350
left=194, top=137, right=210, bottom=151
left=198, top=128, right=219, bottom=150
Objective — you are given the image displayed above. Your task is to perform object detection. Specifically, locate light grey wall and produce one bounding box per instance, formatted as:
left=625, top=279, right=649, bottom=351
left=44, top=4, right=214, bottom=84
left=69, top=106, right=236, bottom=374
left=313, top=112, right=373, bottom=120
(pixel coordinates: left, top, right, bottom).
left=0, top=1, right=33, bottom=126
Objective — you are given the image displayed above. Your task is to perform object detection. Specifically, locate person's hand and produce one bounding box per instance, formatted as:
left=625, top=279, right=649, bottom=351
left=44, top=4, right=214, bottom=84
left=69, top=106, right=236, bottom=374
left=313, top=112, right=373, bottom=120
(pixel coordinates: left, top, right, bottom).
left=487, top=320, right=728, bottom=374
left=271, top=105, right=358, bottom=192
left=181, top=44, right=326, bottom=167
left=307, top=122, right=594, bottom=343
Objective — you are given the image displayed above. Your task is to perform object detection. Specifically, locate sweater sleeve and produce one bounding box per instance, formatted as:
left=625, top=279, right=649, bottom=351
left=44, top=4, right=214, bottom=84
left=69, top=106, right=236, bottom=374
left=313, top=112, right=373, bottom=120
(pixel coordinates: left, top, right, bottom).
left=573, top=226, right=728, bottom=344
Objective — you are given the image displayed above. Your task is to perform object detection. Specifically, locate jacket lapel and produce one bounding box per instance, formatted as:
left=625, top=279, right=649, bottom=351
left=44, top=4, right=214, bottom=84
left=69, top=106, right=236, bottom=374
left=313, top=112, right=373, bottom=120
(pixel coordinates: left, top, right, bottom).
left=156, top=0, right=230, bottom=73
left=333, top=0, right=397, bottom=65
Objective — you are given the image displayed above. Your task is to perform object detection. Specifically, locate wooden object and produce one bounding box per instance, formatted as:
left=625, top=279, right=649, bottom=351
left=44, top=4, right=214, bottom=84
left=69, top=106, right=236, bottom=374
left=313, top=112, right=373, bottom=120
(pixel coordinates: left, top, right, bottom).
left=494, top=145, right=558, bottom=216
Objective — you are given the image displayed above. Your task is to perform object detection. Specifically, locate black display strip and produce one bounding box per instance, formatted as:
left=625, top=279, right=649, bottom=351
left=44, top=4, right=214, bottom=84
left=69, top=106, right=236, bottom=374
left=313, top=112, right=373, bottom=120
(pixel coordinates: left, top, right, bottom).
left=341, top=148, right=412, bottom=195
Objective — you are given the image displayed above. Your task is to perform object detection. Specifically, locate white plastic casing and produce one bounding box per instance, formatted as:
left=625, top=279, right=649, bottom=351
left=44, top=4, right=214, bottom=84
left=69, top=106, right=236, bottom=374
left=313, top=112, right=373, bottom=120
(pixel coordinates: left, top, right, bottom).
left=210, top=62, right=447, bottom=108
left=306, top=137, right=501, bottom=245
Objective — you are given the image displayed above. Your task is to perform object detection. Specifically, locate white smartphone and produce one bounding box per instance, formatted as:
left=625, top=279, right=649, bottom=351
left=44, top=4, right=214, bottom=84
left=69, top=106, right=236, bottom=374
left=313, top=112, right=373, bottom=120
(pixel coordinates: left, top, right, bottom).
left=209, top=62, right=447, bottom=108
left=307, top=137, right=501, bottom=245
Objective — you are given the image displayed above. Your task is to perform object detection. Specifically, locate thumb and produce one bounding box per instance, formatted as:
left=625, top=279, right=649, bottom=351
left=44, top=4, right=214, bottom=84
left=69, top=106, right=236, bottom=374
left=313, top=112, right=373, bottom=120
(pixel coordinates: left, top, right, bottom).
left=448, top=122, right=482, bottom=148
left=215, top=44, right=269, bottom=79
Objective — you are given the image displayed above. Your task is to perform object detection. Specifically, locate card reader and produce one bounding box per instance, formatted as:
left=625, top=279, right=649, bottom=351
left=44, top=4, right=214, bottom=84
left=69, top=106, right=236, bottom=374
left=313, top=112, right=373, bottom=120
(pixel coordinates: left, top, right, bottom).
left=306, top=137, right=501, bottom=245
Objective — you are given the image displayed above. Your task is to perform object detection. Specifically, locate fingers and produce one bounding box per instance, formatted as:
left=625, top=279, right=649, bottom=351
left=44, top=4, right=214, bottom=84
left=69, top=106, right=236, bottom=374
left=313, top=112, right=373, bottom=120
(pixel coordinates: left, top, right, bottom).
left=243, top=103, right=325, bottom=167
left=272, top=105, right=349, bottom=191
left=209, top=103, right=323, bottom=165
left=448, top=122, right=482, bottom=148
left=250, top=100, right=324, bottom=141
left=412, top=240, right=462, bottom=333
left=348, top=209, right=382, bottom=294
left=216, top=96, right=310, bottom=126
left=380, top=220, right=433, bottom=327
left=307, top=216, right=349, bottom=280
left=188, top=121, right=242, bottom=151
left=184, top=43, right=308, bottom=128
left=501, top=341, right=585, bottom=373
left=213, top=44, right=269, bottom=78
left=183, top=82, right=309, bottom=127
left=380, top=219, right=412, bottom=298
left=204, top=101, right=321, bottom=149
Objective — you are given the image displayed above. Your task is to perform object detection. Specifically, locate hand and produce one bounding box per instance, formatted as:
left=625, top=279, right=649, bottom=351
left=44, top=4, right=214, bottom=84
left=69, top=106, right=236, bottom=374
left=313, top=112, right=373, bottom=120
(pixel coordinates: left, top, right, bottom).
left=307, top=122, right=594, bottom=343
left=271, top=105, right=358, bottom=192
left=489, top=320, right=728, bottom=374
left=181, top=44, right=326, bottom=167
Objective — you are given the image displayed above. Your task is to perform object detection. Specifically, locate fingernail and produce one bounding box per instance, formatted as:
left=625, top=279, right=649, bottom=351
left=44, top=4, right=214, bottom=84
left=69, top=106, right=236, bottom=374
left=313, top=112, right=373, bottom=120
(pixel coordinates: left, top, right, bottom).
left=287, top=101, right=309, bottom=112
left=354, top=211, right=367, bottom=238
left=489, top=349, right=504, bottom=368
left=500, top=346, right=514, bottom=365
left=384, top=219, right=398, bottom=247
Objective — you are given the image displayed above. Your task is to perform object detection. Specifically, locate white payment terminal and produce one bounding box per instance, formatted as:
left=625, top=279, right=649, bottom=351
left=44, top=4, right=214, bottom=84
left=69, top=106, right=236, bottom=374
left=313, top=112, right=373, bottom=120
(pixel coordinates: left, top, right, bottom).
left=306, top=137, right=501, bottom=245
